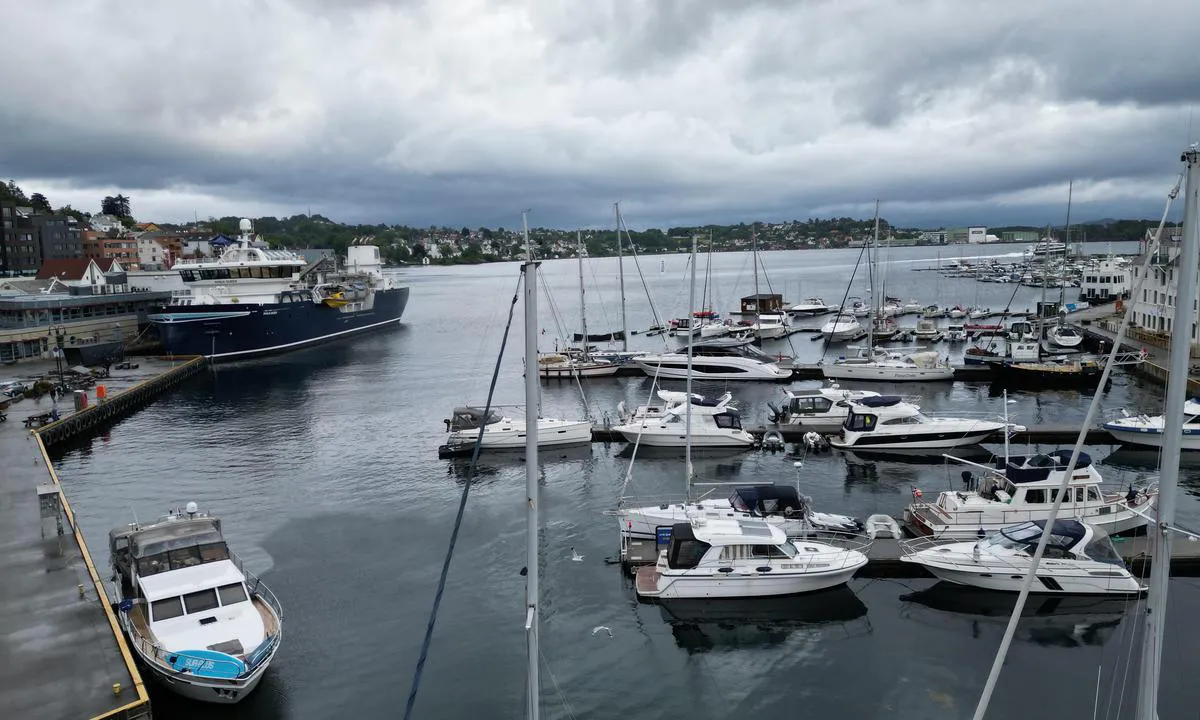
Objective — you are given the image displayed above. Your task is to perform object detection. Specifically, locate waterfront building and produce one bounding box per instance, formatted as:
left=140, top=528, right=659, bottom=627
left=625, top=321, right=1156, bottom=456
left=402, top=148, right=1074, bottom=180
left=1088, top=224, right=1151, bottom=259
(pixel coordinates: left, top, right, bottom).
left=1129, top=232, right=1199, bottom=344
left=1080, top=258, right=1130, bottom=302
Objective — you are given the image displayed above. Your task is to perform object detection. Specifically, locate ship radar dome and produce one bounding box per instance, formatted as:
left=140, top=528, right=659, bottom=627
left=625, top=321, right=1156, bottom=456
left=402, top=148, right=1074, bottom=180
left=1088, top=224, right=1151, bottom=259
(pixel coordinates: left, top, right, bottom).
left=239, top=218, right=253, bottom=232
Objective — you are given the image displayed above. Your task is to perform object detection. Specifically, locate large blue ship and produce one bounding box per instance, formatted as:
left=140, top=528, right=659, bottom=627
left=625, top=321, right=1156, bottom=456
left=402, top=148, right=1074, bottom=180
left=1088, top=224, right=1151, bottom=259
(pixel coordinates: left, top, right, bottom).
left=148, top=219, right=409, bottom=361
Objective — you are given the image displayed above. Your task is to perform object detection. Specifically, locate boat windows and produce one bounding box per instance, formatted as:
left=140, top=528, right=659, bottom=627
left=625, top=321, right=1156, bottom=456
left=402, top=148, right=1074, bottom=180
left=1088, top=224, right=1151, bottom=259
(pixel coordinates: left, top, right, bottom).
left=151, top=597, right=185, bottom=622
left=846, top=412, right=877, bottom=431
left=198, top=268, right=231, bottom=280
left=713, top=413, right=742, bottom=430
left=666, top=525, right=711, bottom=570
left=183, top=588, right=220, bottom=614
left=1084, top=536, right=1126, bottom=566
left=790, top=397, right=832, bottom=414
left=217, top=582, right=249, bottom=606
left=882, top=416, right=921, bottom=425
left=168, top=546, right=204, bottom=569
left=1024, top=489, right=1047, bottom=503
left=179, top=270, right=197, bottom=282
left=751, top=544, right=795, bottom=559
left=1087, top=487, right=1102, bottom=502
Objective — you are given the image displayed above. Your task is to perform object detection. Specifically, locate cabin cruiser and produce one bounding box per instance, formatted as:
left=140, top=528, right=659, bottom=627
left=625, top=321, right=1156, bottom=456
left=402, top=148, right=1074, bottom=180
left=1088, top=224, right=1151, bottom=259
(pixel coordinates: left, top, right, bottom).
left=617, top=389, right=728, bottom=424
left=108, top=504, right=282, bottom=704
left=441, top=406, right=592, bottom=451
left=1102, top=398, right=1200, bottom=451
left=619, top=485, right=863, bottom=543
left=634, top=338, right=792, bottom=381
left=633, top=517, right=869, bottom=599
left=821, top=348, right=954, bottom=382
left=820, top=313, right=864, bottom=342
left=945, top=324, right=967, bottom=342
left=611, top=397, right=754, bottom=448
left=827, top=396, right=1009, bottom=450
left=899, top=519, right=1143, bottom=595
left=1047, top=322, right=1084, bottom=348
left=769, top=384, right=883, bottom=433
left=748, top=313, right=791, bottom=340
left=788, top=297, right=835, bottom=316
left=904, top=450, right=1157, bottom=538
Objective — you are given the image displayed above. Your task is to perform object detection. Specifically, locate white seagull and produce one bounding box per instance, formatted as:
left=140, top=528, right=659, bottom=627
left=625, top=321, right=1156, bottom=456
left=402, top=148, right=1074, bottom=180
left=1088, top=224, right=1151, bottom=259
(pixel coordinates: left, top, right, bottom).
left=591, top=626, right=612, bottom=637
left=570, top=547, right=584, bottom=562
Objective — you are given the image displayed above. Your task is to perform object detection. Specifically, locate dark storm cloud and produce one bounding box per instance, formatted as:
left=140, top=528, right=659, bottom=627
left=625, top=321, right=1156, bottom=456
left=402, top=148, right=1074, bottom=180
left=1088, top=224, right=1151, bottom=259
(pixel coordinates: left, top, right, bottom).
left=0, top=0, right=1198, bottom=229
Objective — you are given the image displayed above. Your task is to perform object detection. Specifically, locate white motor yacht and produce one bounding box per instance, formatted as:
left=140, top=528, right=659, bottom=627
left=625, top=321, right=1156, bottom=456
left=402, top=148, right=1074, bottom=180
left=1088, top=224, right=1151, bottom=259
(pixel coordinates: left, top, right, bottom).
left=634, top=517, right=869, bottom=599
left=612, top=400, right=754, bottom=448
left=819, top=313, right=864, bottom=342
left=108, top=504, right=282, bottom=704
left=827, top=396, right=1009, bottom=450
left=769, top=384, right=883, bottom=433
left=899, top=519, right=1143, bottom=595
left=634, top=338, right=792, bottom=381
left=945, top=324, right=967, bottom=342
left=618, top=389, right=727, bottom=424
left=748, top=313, right=790, bottom=340
left=1102, top=398, right=1200, bottom=451
left=788, top=297, right=835, bottom=316
left=441, top=406, right=592, bottom=451
left=619, top=484, right=864, bottom=542
left=904, top=450, right=1157, bottom=538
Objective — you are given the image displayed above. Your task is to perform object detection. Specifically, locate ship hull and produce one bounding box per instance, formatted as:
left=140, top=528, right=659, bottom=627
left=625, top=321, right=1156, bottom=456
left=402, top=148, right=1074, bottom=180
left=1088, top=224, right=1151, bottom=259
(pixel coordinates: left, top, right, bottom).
left=148, top=287, right=409, bottom=360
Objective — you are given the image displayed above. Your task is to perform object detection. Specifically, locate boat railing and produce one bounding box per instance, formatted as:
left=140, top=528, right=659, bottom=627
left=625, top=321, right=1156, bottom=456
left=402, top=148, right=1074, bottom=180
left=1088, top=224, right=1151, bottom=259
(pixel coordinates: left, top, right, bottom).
left=788, top=531, right=874, bottom=569
left=897, top=536, right=1040, bottom=574
left=121, top=600, right=247, bottom=681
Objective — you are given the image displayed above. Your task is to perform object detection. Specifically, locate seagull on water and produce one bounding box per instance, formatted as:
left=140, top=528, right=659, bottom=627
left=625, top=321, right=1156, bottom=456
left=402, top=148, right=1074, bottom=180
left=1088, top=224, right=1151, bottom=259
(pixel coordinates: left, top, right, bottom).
left=571, top=547, right=584, bottom=562
left=592, top=626, right=612, bottom=637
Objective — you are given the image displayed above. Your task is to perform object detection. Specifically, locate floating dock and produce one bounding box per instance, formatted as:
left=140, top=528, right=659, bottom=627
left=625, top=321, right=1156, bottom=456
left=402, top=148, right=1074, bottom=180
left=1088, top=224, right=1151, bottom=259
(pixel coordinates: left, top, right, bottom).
left=0, top=355, right=207, bottom=720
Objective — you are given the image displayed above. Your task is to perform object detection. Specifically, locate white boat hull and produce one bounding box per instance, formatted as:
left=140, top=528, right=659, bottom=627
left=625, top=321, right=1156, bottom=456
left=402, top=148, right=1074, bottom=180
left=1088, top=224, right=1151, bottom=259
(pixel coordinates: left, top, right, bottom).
left=645, top=564, right=865, bottom=599
left=905, top=500, right=1155, bottom=539
left=1102, top=425, right=1200, bottom=451
left=829, top=428, right=997, bottom=450
left=613, top=426, right=755, bottom=447
left=917, top=565, right=1143, bottom=595
left=446, top=419, right=592, bottom=450
left=821, top=364, right=955, bottom=382
left=619, top=503, right=862, bottom=541
left=633, top=359, right=791, bottom=381
left=538, top=363, right=619, bottom=379
left=143, top=660, right=269, bottom=704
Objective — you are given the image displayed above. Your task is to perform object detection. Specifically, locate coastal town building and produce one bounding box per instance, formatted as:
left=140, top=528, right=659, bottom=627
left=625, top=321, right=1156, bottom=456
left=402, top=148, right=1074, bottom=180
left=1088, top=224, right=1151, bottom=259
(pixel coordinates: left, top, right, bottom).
left=1129, top=229, right=1199, bottom=343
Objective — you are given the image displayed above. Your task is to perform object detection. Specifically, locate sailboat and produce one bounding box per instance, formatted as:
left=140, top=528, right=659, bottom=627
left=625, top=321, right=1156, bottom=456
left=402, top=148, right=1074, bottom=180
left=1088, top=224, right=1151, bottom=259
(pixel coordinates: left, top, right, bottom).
left=968, top=152, right=1197, bottom=720
left=1047, top=182, right=1085, bottom=349
left=822, top=202, right=954, bottom=382
left=520, top=213, right=542, bottom=720
left=538, top=231, right=620, bottom=378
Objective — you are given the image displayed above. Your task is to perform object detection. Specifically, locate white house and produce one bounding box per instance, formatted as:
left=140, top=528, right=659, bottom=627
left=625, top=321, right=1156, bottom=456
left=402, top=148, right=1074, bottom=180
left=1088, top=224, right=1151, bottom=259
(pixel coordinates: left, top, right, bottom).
left=88, top=214, right=124, bottom=233
left=1129, top=234, right=1199, bottom=341
left=34, top=257, right=126, bottom=291
left=137, top=234, right=165, bottom=269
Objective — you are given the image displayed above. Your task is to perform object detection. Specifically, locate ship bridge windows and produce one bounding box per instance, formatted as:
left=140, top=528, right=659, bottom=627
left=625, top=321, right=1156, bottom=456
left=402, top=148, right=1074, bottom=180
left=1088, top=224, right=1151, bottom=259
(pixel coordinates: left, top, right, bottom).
left=150, top=597, right=185, bottom=622
left=183, top=588, right=220, bottom=614
left=218, top=582, right=248, bottom=606
left=137, top=541, right=230, bottom=576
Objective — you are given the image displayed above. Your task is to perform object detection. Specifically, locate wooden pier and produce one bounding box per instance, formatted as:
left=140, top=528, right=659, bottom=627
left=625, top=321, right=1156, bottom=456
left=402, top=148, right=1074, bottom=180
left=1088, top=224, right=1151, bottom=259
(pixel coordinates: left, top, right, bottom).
left=0, top=354, right=208, bottom=720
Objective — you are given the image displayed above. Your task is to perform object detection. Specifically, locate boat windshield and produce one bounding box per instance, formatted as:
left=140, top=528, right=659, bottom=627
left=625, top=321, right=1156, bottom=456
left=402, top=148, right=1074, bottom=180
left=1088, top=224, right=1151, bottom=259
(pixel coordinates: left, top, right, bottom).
left=1082, top=532, right=1127, bottom=567
left=738, top=344, right=775, bottom=361
left=980, top=521, right=1081, bottom=558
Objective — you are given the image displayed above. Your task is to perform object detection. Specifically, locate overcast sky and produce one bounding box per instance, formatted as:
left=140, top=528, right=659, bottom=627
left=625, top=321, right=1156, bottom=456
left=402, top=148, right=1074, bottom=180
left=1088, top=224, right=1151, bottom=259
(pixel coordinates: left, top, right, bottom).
left=2, top=0, right=1198, bottom=230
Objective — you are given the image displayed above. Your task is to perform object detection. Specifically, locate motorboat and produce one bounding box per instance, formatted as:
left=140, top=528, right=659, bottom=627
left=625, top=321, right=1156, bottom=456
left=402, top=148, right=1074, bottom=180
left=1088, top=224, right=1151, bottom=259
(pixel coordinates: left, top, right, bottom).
left=945, top=324, right=967, bottom=342
left=912, top=319, right=941, bottom=341
left=769, top=384, right=883, bottom=433
left=108, top=504, right=282, bottom=704
left=748, top=313, right=791, bottom=340
left=821, top=349, right=955, bottom=382
left=611, top=399, right=754, bottom=448
left=1047, top=322, right=1084, bottom=348
left=819, top=313, right=863, bottom=342
left=634, top=338, right=792, bottom=381
left=633, top=517, right=869, bottom=599
left=440, top=406, right=592, bottom=452
left=985, top=355, right=1105, bottom=389
left=617, top=389, right=729, bottom=424
left=788, top=297, right=835, bottom=316
left=904, top=450, right=1157, bottom=538
left=1101, top=398, right=1200, bottom=451
left=827, top=396, right=1010, bottom=450
left=899, top=519, right=1144, bottom=595
left=619, top=484, right=864, bottom=543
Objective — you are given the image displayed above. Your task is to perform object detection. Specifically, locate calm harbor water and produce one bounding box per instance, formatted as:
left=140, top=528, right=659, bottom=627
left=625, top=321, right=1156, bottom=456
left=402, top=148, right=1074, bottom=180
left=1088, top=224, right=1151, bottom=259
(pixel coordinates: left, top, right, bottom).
left=50, top=242, right=1200, bottom=719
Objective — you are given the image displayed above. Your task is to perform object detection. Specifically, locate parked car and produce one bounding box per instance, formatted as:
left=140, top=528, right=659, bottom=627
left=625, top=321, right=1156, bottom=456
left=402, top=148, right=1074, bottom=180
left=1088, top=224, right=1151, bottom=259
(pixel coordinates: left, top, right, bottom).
left=0, top=380, right=27, bottom=398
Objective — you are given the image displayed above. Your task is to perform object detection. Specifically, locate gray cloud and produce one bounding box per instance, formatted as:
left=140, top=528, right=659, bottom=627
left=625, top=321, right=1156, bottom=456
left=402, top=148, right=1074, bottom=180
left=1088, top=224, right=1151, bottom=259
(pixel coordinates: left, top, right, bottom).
left=0, top=0, right=1198, bottom=230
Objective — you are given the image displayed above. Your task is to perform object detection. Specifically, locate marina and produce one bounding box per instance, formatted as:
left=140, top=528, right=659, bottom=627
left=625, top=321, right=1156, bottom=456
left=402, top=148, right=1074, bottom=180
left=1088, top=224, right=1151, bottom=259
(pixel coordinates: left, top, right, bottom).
left=8, top=236, right=1200, bottom=718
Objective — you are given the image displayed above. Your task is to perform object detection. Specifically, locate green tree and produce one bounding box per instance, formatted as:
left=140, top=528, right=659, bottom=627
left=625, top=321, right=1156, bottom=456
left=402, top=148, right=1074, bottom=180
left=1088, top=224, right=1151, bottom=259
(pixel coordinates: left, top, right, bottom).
left=29, top=192, right=51, bottom=214
left=102, top=194, right=131, bottom=218
left=2, top=180, right=28, bottom=203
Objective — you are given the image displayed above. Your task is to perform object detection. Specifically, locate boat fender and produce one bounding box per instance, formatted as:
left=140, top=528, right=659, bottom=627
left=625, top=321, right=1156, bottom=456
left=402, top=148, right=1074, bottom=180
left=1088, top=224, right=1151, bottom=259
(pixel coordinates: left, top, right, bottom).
left=766, top=402, right=781, bottom=423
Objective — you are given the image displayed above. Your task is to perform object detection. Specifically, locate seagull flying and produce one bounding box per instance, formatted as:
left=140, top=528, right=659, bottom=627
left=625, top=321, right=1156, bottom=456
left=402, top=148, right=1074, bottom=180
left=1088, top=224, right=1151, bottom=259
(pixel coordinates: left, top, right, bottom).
left=592, top=625, right=612, bottom=637
left=571, top=548, right=584, bottom=562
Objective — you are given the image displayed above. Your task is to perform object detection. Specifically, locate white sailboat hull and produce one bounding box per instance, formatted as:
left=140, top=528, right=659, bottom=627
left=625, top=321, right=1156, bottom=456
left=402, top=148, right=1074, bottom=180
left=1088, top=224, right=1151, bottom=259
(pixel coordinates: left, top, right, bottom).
left=829, top=428, right=998, bottom=450
left=917, top=565, right=1143, bottom=595
left=645, top=564, right=865, bottom=599
left=446, top=418, right=592, bottom=449
left=821, top=363, right=955, bottom=382
left=1102, top=424, right=1200, bottom=451
left=613, top=427, right=755, bottom=447
left=538, top=362, right=620, bottom=379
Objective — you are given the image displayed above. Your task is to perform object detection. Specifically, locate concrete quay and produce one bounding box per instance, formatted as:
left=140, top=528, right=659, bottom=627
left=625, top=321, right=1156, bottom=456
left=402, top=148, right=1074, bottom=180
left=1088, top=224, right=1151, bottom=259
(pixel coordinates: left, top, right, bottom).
left=0, top=355, right=206, bottom=720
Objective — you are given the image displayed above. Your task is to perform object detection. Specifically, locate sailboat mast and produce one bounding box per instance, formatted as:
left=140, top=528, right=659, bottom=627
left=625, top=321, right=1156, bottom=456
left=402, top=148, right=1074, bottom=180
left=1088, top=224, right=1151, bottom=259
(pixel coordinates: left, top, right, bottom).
left=685, top=234, right=697, bottom=488
left=752, top=228, right=761, bottom=315
left=1134, top=146, right=1200, bottom=720
left=615, top=202, right=628, bottom=352
left=1060, top=181, right=1073, bottom=311
left=867, top=200, right=880, bottom=350
left=577, top=230, right=588, bottom=360
left=521, top=211, right=540, bottom=720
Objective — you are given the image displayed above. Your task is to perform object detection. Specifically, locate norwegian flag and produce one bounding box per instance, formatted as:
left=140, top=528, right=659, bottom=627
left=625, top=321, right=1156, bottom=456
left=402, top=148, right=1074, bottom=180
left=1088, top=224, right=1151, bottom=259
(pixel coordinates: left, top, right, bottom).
left=910, top=486, right=923, bottom=499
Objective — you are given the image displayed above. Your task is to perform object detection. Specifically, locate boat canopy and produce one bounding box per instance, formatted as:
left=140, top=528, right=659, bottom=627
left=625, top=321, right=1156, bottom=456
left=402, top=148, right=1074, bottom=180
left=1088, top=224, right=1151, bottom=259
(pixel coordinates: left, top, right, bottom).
left=998, top=519, right=1087, bottom=551
left=130, top=518, right=224, bottom=560
left=1002, top=450, right=1093, bottom=483
left=728, top=485, right=806, bottom=516
left=858, top=395, right=903, bottom=408
left=449, top=407, right=502, bottom=429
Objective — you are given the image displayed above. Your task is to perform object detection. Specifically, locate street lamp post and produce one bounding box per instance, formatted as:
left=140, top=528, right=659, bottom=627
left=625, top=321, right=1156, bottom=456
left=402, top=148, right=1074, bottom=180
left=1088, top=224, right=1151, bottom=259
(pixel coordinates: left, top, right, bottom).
left=49, top=325, right=65, bottom=393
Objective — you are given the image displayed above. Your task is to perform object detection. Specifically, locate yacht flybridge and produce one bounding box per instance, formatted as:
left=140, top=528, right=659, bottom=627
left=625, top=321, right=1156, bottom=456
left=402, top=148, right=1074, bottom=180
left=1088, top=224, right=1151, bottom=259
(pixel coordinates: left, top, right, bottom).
left=108, top=504, right=282, bottom=704
left=611, top=391, right=754, bottom=447
left=904, top=450, right=1156, bottom=538
left=771, top=384, right=882, bottom=433
left=899, top=519, right=1143, bottom=595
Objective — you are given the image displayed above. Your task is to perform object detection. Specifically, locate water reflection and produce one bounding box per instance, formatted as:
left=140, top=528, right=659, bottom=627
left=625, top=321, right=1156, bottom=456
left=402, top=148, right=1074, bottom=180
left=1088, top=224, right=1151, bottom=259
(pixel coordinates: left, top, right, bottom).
left=656, top=585, right=871, bottom=652
left=899, top=581, right=1130, bottom=648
